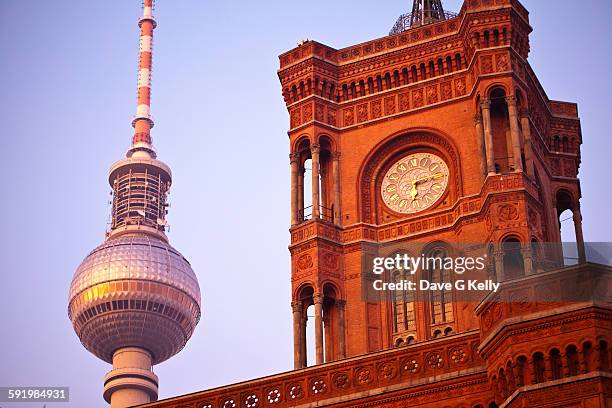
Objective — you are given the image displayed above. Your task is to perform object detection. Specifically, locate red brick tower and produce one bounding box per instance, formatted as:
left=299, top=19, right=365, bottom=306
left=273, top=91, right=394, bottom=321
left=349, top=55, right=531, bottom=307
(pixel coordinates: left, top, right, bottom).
left=280, top=0, right=590, bottom=369
left=137, top=1, right=610, bottom=407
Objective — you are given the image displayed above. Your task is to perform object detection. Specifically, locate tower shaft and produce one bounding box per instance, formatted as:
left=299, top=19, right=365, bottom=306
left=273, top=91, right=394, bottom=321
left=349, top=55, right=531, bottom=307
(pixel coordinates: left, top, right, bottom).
left=109, top=0, right=171, bottom=239
left=133, top=0, right=156, bottom=149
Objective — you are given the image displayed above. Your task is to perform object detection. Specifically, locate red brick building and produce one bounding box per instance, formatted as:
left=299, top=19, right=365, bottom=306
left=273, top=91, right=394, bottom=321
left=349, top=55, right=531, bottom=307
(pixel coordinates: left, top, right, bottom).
left=141, top=0, right=611, bottom=407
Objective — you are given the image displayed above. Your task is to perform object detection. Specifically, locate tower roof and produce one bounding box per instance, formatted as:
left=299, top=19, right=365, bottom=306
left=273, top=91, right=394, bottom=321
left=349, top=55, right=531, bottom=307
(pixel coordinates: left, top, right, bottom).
left=390, top=0, right=457, bottom=35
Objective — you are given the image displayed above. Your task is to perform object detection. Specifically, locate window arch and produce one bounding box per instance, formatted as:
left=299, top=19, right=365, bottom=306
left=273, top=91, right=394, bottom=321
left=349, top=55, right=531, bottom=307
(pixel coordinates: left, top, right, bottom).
left=533, top=352, right=546, bottom=383
left=390, top=266, right=416, bottom=339
left=502, top=236, right=524, bottom=279
left=427, top=247, right=453, bottom=327
left=549, top=348, right=562, bottom=380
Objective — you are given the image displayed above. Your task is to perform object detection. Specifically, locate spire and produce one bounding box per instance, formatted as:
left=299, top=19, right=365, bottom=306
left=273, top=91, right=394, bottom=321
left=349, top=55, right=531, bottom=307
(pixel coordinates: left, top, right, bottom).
left=410, top=0, right=446, bottom=27
left=390, top=0, right=457, bottom=35
left=106, top=0, right=172, bottom=239
left=130, top=0, right=157, bottom=158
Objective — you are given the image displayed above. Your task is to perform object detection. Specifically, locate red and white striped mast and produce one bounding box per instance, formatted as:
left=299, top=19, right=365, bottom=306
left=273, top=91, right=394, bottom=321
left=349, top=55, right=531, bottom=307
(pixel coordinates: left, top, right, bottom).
left=130, top=0, right=157, bottom=158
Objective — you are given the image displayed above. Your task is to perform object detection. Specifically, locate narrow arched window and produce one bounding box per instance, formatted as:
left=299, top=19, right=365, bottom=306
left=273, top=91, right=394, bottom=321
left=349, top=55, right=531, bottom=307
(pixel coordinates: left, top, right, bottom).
left=428, top=248, right=453, bottom=325
left=566, top=345, right=580, bottom=376
left=391, top=269, right=416, bottom=335
left=533, top=352, right=546, bottom=383
left=550, top=348, right=562, bottom=379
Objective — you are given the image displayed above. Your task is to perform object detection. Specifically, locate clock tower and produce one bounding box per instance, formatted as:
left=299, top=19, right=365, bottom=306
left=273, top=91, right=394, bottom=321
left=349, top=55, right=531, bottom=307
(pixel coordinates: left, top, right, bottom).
left=279, top=0, right=587, bottom=369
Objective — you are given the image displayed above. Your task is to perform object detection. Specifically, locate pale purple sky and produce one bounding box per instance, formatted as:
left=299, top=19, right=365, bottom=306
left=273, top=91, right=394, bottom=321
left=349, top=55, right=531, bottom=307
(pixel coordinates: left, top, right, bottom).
left=0, top=1, right=610, bottom=407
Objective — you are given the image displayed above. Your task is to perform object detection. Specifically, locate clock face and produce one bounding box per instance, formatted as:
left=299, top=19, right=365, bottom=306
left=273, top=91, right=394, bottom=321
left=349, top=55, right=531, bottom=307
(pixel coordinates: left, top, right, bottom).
left=380, top=152, right=449, bottom=214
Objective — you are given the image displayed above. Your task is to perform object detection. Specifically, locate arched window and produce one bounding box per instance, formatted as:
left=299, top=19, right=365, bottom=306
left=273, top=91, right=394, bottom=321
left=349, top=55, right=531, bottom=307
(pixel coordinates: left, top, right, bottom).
left=489, top=88, right=512, bottom=173
left=391, top=268, right=416, bottom=337
left=455, top=53, right=463, bottom=70
left=420, top=63, right=427, bottom=80
left=600, top=340, right=609, bottom=371
left=502, top=237, right=524, bottom=279
left=516, top=355, right=528, bottom=386
left=533, top=352, right=546, bottom=383
left=428, top=247, right=453, bottom=326
left=566, top=345, right=579, bottom=376
left=411, top=66, right=418, bottom=82
left=562, top=136, right=569, bottom=152
left=556, top=190, right=580, bottom=266
left=583, top=341, right=594, bottom=372
left=550, top=348, right=562, bottom=380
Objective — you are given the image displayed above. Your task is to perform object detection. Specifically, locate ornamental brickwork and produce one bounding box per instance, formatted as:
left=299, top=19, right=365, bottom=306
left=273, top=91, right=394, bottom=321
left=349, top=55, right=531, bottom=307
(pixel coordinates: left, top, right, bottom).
left=138, top=0, right=610, bottom=407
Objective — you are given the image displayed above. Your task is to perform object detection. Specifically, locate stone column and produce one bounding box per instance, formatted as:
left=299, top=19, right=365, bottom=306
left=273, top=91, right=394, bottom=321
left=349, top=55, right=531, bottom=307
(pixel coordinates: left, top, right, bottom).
left=494, top=250, right=505, bottom=281
left=332, top=152, right=341, bottom=225
left=480, top=100, right=496, bottom=174
left=301, top=313, right=308, bottom=367
left=314, top=293, right=324, bottom=364
left=320, top=167, right=329, bottom=220
left=521, top=246, right=534, bottom=276
left=337, top=300, right=347, bottom=359
left=292, top=301, right=303, bottom=369
left=297, top=167, right=304, bottom=222
left=506, top=96, right=524, bottom=172
left=323, top=314, right=332, bottom=362
left=573, top=207, right=587, bottom=263
left=520, top=110, right=535, bottom=177
left=474, top=114, right=487, bottom=183
left=311, top=144, right=321, bottom=219
left=290, top=153, right=299, bottom=226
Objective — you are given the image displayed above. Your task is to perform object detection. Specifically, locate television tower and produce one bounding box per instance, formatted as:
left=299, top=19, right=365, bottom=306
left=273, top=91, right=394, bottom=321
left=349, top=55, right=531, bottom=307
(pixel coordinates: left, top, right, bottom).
left=67, top=1, right=201, bottom=407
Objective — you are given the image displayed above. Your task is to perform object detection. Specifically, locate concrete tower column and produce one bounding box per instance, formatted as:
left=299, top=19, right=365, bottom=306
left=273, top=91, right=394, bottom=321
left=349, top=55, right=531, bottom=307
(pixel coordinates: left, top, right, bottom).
left=473, top=114, right=487, bottom=183
left=103, top=347, right=158, bottom=408
left=480, top=100, right=496, bottom=175
left=573, top=207, right=587, bottom=263
left=313, top=293, right=324, bottom=364
left=290, top=153, right=299, bottom=226
left=291, top=301, right=303, bottom=369
left=311, top=144, right=321, bottom=219
left=337, top=300, right=347, bottom=359
left=506, top=96, right=524, bottom=172
left=332, top=152, right=341, bottom=225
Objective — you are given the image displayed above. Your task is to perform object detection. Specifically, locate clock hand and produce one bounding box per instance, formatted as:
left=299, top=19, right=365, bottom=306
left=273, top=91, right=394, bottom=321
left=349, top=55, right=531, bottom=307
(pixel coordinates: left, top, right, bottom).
left=409, top=182, right=418, bottom=201
left=413, top=172, right=444, bottom=185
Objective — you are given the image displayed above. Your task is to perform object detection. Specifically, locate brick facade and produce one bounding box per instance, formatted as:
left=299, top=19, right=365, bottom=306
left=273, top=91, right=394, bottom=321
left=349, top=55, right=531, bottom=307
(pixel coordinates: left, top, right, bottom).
left=139, top=1, right=611, bottom=407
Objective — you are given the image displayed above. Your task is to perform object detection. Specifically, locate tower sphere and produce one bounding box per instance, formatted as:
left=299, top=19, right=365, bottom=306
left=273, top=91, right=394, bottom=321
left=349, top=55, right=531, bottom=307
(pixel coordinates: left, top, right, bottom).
left=67, top=2, right=202, bottom=405
left=68, top=232, right=201, bottom=365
